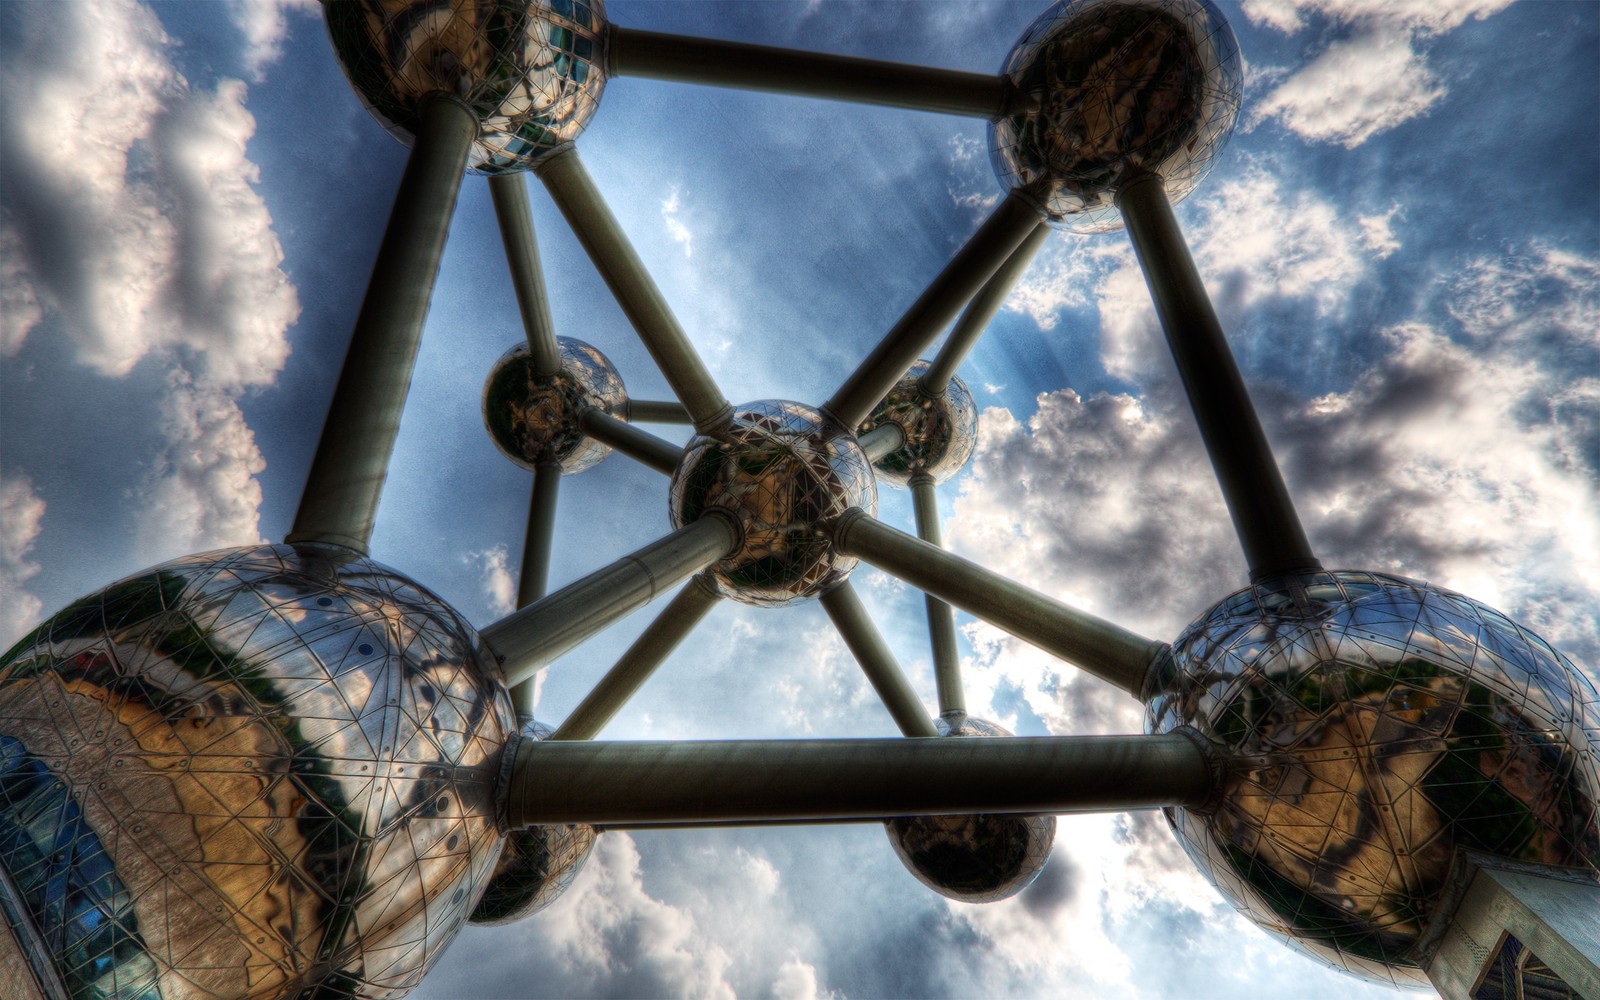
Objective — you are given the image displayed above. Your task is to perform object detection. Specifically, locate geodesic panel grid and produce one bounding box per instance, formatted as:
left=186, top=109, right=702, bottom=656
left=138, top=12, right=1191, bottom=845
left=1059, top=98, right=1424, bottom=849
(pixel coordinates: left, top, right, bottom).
left=325, top=0, right=608, bottom=174
left=482, top=336, right=627, bottom=474
left=669, top=400, right=878, bottom=608
left=989, top=0, right=1242, bottom=233
left=1144, top=571, right=1600, bottom=988
left=469, top=720, right=596, bottom=925
left=0, top=545, right=516, bottom=999
left=885, top=716, right=1057, bottom=902
left=858, top=361, right=978, bottom=487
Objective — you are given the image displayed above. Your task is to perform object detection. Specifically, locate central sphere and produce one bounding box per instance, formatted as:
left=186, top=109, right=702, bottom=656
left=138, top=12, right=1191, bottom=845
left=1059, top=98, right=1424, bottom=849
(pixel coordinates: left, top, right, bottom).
left=1145, top=571, right=1600, bottom=987
left=668, top=400, right=877, bottom=608
left=325, top=0, right=608, bottom=173
left=857, top=361, right=978, bottom=487
left=989, top=0, right=1242, bottom=232
left=482, top=337, right=627, bottom=474
left=0, top=545, right=515, bottom=999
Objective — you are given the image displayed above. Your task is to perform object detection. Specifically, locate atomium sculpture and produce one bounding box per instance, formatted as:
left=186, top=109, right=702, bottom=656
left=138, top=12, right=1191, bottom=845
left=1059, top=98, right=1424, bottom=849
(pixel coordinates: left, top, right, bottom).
left=1, top=1, right=1595, bottom=999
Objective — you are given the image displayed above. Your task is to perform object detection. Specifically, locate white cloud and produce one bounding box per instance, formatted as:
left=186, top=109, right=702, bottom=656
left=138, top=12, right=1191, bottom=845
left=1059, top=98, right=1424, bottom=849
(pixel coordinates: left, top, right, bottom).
left=472, top=545, right=518, bottom=617
left=662, top=187, right=694, bottom=259
left=0, top=475, right=47, bottom=648
left=228, top=0, right=321, bottom=80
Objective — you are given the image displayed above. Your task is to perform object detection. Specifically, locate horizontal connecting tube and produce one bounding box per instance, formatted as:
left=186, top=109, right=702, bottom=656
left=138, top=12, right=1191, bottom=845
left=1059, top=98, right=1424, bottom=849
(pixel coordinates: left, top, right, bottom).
left=504, top=732, right=1216, bottom=828
left=858, top=423, right=905, bottom=463
left=607, top=25, right=1011, bottom=119
left=831, top=509, right=1166, bottom=697
left=921, top=222, right=1051, bottom=395
left=821, top=582, right=939, bottom=738
left=579, top=409, right=682, bottom=475
left=485, top=514, right=740, bottom=686
left=488, top=173, right=561, bottom=375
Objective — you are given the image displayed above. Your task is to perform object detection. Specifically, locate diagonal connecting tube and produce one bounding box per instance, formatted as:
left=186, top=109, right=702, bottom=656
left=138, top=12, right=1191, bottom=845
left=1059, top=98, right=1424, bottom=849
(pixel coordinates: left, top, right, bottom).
left=489, top=173, right=561, bottom=375
left=821, top=582, right=939, bottom=738
left=910, top=476, right=965, bottom=719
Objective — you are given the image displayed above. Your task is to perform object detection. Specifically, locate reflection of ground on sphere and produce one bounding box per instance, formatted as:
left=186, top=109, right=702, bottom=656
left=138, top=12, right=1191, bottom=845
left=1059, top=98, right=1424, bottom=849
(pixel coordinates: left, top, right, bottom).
left=669, top=400, right=876, bottom=607
left=482, top=337, right=626, bottom=474
left=858, top=361, right=978, bottom=487
left=326, top=0, right=608, bottom=173
left=990, top=0, right=1242, bottom=232
left=0, top=544, right=515, bottom=999
left=885, top=716, right=1057, bottom=902
left=1145, top=571, right=1600, bottom=987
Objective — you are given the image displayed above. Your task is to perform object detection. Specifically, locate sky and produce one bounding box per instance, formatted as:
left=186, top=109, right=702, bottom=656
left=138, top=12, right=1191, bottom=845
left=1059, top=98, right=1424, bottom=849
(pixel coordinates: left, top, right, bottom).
left=1, top=0, right=1597, bottom=998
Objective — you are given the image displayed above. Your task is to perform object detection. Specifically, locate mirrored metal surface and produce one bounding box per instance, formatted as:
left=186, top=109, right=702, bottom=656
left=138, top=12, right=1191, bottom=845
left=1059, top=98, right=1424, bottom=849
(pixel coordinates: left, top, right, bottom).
left=483, top=337, right=627, bottom=474
left=0, top=545, right=515, bottom=999
left=669, top=400, right=877, bottom=608
left=884, top=716, right=1057, bottom=903
left=989, top=0, right=1242, bottom=233
left=325, top=0, right=609, bottom=174
left=858, top=361, right=978, bottom=488
left=1145, top=571, right=1600, bottom=987
left=470, top=720, right=596, bottom=925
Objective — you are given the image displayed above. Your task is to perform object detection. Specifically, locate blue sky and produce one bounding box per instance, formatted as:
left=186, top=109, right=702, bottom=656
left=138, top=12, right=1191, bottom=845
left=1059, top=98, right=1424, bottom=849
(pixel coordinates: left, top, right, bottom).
left=1, top=1, right=1597, bottom=997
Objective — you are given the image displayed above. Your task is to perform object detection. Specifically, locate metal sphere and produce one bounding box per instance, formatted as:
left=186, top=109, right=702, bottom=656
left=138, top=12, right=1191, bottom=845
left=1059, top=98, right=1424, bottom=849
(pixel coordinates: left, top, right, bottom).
left=668, top=400, right=877, bottom=608
left=885, top=716, right=1057, bottom=903
left=1144, top=571, right=1600, bottom=987
left=0, top=544, right=516, bottom=999
left=989, top=0, right=1242, bottom=233
left=858, top=361, right=978, bottom=487
left=469, top=720, right=597, bottom=925
left=482, top=337, right=627, bottom=474
left=325, top=0, right=608, bottom=174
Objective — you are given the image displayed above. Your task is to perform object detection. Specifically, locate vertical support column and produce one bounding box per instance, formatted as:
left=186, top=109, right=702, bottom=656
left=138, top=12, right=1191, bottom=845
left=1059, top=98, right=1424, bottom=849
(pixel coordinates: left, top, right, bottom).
left=511, top=460, right=562, bottom=719
left=489, top=173, right=561, bottom=375
left=1115, top=174, right=1320, bottom=581
left=911, top=476, right=964, bottom=720
left=287, top=97, right=476, bottom=554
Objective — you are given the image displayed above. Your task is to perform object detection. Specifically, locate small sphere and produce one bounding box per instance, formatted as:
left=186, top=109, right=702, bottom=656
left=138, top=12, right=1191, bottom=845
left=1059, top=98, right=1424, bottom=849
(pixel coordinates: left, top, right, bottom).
left=0, top=544, right=516, bottom=999
left=668, top=400, right=877, bottom=608
left=857, top=361, right=978, bottom=487
left=885, top=717, right=1057, bottom=903
left=470, top=720, right=597, bottom=925
left=1145, top=571, right=1600, bottom=987
left=325, top=0, right=608, bottom=174
left=989, top=0, right=1242, bottom=233
left=482, top=337, right=627, bottom=475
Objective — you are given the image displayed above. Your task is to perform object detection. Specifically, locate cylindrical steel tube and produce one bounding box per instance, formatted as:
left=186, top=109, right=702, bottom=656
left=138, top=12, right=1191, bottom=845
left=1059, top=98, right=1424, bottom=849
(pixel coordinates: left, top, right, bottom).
left=552, top=577, right=721, bottom=741
left=858, top=423, right=906, bottom=463
left=512, top=460, right=562, bottom=717
left=627, top=399, right=693, bottom=424
left=537, top=146, right=732, bottom=433
left=579, top=408, right=681, bottom=475
left=921, top=222, right=1051, bottom=394
left=607, top=25, right=1008, bottom=119
left=504, top=731, right=1217, bottom=828
left=821, top=583, right=939, bottom=738
left=489, top=173, right=561, bottom=375
left=911, top=477, right=965, bottom=718
left=1116, top=174, right=1320, bottom=582
left=832, top=508, right=1166, bottom=696
left=823, top=191, right=1041, bottom=430
left=485, top=514, right=740, bottom=686
left=287, top=97, right=475, bottom=553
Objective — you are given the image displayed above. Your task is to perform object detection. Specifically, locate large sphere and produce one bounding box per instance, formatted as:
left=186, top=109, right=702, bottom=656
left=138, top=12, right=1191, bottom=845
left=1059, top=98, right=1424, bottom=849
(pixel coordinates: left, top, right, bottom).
left=1144, top=571, right=1600, bottom=987
left=857, top=361, right=978, bottom=488
left=884, top=716, right=1057, bottom=903
left=669, top=400, right=877, bottom=608
left=482, top=337, right=627, bottom=474
left=0, top=545, right=516, bottom=999
left=469, top=720, right=597, bottom=924
left=989, top=0, right=1242, bottom=233
left=325, top=0, right=608, bottom=174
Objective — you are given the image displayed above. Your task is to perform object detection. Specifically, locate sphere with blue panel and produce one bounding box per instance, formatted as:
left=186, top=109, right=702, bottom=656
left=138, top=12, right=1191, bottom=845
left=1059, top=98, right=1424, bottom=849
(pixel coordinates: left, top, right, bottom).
left=0, top=544, right=516, bottom=999
left=1144, top=571, right=1600, bottom=987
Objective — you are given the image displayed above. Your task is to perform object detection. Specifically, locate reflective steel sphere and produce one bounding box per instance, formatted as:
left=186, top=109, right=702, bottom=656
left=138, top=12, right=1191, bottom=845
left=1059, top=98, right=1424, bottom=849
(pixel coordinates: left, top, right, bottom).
left=885, top=716, right=1057, bottom=902
left=989, top=0, right=1242, bottom=232
left=0, top=545, right=515, bottom=999
left=470, top=720, right=596, bottom=924
left=325, top=0, right=608, bottom=174
left=482, top=337, right=627, bottom=474
left=857, top=361, right=978, bottom=487
left=1144, top=571, right=1600, bottom=987
left=669, top=400, right=877, bottom=608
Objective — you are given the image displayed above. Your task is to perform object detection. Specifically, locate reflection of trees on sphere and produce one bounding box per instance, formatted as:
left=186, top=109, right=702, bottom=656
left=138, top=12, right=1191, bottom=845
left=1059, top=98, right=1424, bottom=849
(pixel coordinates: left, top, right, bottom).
left=0, top=545, right=515, bottom=999
left=325, top=0, right=608, bottom=173
left=989, top=0, right=1242, bottom=233
left=884, top=717, right=1057, bottom=902
left=858, top=361, right=978, bottom=487
left=470, top=720, right=597, bottom=925
left=482, top=337, right=627, bottom=474
left=1145, top=571, right=1600, bottom=987
left=669, top=400, right=877, bottom=607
